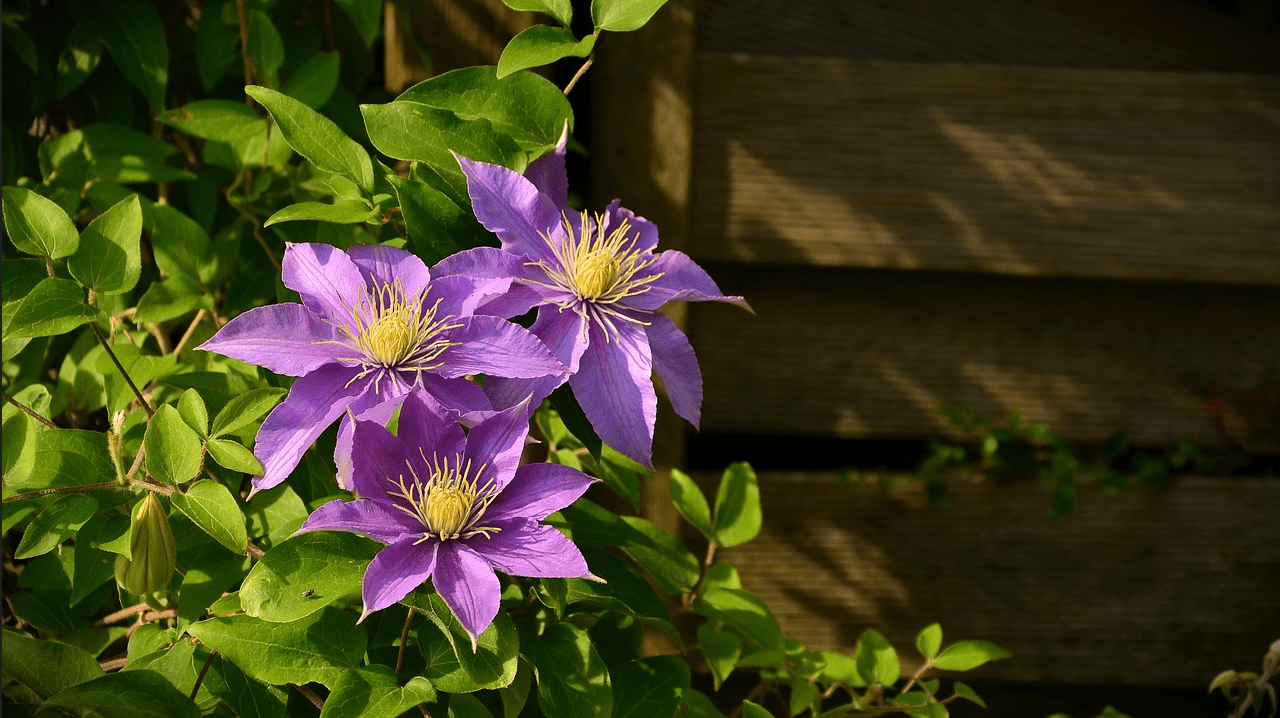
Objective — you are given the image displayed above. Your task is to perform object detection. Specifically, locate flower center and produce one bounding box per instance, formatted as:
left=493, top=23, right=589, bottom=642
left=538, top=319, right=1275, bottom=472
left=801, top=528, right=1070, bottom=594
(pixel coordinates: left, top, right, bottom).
left=364, top=313, right=416, bottom=365
left=573, top=252, right=622, bottom=300
left=387, top=452, right=500, bottom=542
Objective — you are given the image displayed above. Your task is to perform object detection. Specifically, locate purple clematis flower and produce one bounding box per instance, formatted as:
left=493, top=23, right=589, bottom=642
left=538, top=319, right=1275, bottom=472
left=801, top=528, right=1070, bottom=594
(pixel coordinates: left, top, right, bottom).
left=298, top=389, right=596, bottom=645
left=451, top=130, right=750, bottom=468
left=199, top=242, right=566, bottom=493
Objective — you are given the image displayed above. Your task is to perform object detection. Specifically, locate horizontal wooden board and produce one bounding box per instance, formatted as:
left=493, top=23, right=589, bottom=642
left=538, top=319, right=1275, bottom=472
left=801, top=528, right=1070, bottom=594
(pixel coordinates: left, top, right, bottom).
left=706, top=471, right=1280, bottom=687
left=691, top=57, right=1280, bottom=285
left=690, top=265, right=1280, bottom=454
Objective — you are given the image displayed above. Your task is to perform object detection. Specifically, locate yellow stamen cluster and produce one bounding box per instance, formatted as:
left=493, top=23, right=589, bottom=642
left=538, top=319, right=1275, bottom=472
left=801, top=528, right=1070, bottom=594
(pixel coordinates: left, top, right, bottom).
left=387, top=452, right=500, bottom=542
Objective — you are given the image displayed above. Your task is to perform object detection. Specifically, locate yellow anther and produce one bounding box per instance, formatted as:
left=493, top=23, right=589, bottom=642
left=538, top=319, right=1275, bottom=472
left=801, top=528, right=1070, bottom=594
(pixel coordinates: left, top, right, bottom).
left=364, top=313, right=415, bottom=365
left=573, top=252, right=621, bottom=300
left=424, top=487, right=472, bottom=538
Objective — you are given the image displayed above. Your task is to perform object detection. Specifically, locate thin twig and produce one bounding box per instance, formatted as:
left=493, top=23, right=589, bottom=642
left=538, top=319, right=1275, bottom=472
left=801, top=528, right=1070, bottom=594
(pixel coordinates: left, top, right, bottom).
left=246, top=541, right=265, bottom=560
left=191, top=650, right=217, bottom=700
left=99, top=656, right=129, bottom=672
left=396, top=611, right=415, bottom=675
left=5, top=481, right=122, bottom=502
left=291, top=683, right=325, bottom=710
left=320, top=0, right=338, bottom=52
left=127, top=445, right=147, bottom=481
left=235, top=0, right=254, bottom=100
left=3, top=392, right=58, bottom=429
left=172, top=309, right=207, bottom=356
left=563, top=53, right=594, bottom=96
left=93, top=602, right=149, bottom=627
left=90, top=323, right=153, bottom=418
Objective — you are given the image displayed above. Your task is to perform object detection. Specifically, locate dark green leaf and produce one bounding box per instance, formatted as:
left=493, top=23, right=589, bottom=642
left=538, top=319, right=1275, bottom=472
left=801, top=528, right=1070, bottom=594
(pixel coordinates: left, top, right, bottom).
left=247, top=86, right=374, bottom=194
left=712, top=462, right=760, bottom=548
left=361, top=101, right=525, bottom=184
left=39, top=668, right=201, bottom=718
left=3, top=22, right=38, bottom=73
left=319, top=665, right=436, bottom=718
left=67, top=194, right=142, bottom=295
left=282, top=52, right=341, bottom=109
left=500, top=659, right=533, bottom=718
left=69, top=0, right=168, bottom=109
left=916, top=623, right=942, bottom=660
left=246, top=10, right=284, bottom=88
left=386, top=174, right=489, bottom=264
left=78, top=124, right=193, bottom=184
left=524, top=622, right=611, bottom=718
left=611, top=656, right=689, bottom=718
left=669, top=469, right=713, bottom=541
left=148, top=203, right=212, bottom=282
left=56, top=25, right=105, bottom=98
left=14, top=495, right=99, bottom=560
left=581, top=446, right=644, bottom=512
left=1, top=627, right=104, bottom=701
left=951, top=682, right=986, bottom=708
left=3, top=278, right=100, bottom=340
left=240, top=531, right=379, bottom=622
left=696, top=623, right=739, bottom=690
left=211, top=387, right=287, bottom=438
left=790, top=682, right=818, bottom=718
left=172, top=480, right=248, bottom=553
left=693, top=587, right=785, bottom=652
left=3, top=397, right=40, bottom=486
left=562, top=550, right=681, bottom=647
left=931, top=640, right=1011, bottom=672
left=854, top=628, right=899, bottom=687
left=134, top=275, right=209, bottom=324
left=591, top=0, right=670, bottom=32
left=549, top=385, right=602, bottom=461
left=203, top=654, right=287, bottom=718
left=448, top=692, right=497, bottom=718
left=551, top=500, right=697, bottom=595
left=497, top=26, right=594, bottom=78
left=186, top=607, right=368, bottom=688
left=332, top=0, right=382, bottom=47
left=144, top=404, right=203, bottom=484
left=158, top=100, right=267, bottom=143
left=264, top=199, right=378, bottom=227
left=501, top=0, right=573, bottom=28
left=676, top=689, right=726, bottom=718
left=195, top=0, right=238, bottom=91
left=245, top=485, right=308, bottom=549
left=2, top=185, right=79, bottom=259
left=740, top=700, right=772, bottom=718
left=406, top=588, right=520, bottom=692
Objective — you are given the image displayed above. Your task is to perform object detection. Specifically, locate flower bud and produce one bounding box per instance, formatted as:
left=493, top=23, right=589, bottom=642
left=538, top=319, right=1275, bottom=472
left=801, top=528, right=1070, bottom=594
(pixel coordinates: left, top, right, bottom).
left=114, top=493, right=177, bottom=595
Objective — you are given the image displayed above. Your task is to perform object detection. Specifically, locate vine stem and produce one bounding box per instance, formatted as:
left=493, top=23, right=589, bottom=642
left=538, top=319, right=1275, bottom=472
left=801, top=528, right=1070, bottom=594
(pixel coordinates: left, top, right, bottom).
left=3, top=392, right=58, bottom=429
left=396, top=610, right=416, bottom=675
left=292, top=683, right=325, bottom=710
left=93, top=602, right=149, bottom=627
left=235, top=0, right=254, bottom=103
left=4, top=477, right=174, bottom=502
left=99, top=656, right=129, bottom=672
left=191, top=649, right=217, bottom=700
left=90, top=323, right=154, bottom=418
left=563, top=50, right=595, bottom=96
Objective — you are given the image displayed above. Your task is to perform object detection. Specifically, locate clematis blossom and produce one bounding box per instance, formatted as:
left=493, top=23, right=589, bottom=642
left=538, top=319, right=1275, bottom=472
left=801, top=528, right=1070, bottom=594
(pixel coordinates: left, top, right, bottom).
left=298, top=389, right=597, bottom=645
left=452, top=130, right=750, bottom=467
left=199, top=242, right=566, bottom=493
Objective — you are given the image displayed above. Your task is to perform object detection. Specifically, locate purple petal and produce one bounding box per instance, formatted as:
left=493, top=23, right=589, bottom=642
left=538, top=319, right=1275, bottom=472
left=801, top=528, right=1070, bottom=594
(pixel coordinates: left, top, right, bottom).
left=198, top=303, right=342, bottom=377
left=486, top=463, right=596, bottom=522
left=461, top=399, right=533, bottom=491
left=398, top=388, right=468, bottom=465
left=427, top=274, right=516, bottom=320
left=298, top=498, right=421, bottom=544
left=250, top=364, right=370, bottom=492
left=431, top=248, right=544, bottom=318
left=433, top=542, right=500, bottom=649
left=349, top=415, right=418, bottom=504
left=346, top=243, right=431, bottom=298
left=281, top=243, right=368, bottom=323
left=524, top=123, right=569, bottom=209
left=334, top=389, right=411, bottom=491
left=360, top=538, right=438, bottom=621
left=570, top=319, right=656, bottom=468
left=415, top=373, right=494, bottom=416
left=481, top=307, right=585, bottom=410
left=627, top=250, right=751, bottom=312
left=602, top=199, right=659, bottom=254
left=645, top=313, right=703, bottom=428
left=468, top=518, right=590, bottom=580
left=434, top=315, right=567, bottom=380
left=456, top=153, right=561, bottom=259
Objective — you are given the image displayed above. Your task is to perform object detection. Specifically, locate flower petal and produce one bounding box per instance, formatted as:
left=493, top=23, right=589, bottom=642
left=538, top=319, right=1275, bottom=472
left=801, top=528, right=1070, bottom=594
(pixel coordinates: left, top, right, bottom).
left=334, top=388, right=410, bottom=491
left=349, top=413, right=419, bottom=504
left=198, top=303, right=342, bottom=376
left=250, top=364, right=369, bottom=493
left=456, top=153, right=561, bottom=259
left=428, top=274, right=513, bottom=320
left=481, top=307, right=585, bottom=410
left=434, top=315, right=567, bottom=380
left=570, top=319, right=656, bottom=468
left=433, top=542, right=500, bottom=649
left=397, top=388, right=468, bottom=466
left=281, top=242, right=368, bottom=323
left=298, top=498, right=421, bottom=544
left=468, top=518, right=590, bottom=579
left=524, top=123, right=569, bottom=209
left=461, top=398, right=533, bottom=490
left=360, top=538, right=439, bottom=621
left=431, top=247, right=543, bottom=318
left=486, top=462, right=596, bottom=522
left=346, top=243, right=432, bottom=298
left=627, top=250, right=751, bottom=312
left=603, top=199, right=659, bottom=253
left=415, top=373, right=494, bottom=416
left=645, top=312, right=703, bottom=428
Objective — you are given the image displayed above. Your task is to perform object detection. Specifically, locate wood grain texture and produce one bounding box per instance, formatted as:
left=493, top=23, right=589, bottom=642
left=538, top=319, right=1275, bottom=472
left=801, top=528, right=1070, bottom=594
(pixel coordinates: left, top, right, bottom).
left=691, top=57, right=1280, bottom=285
left=705, top=471, right=1280, bottom=687
left=690, top=265, right=1280, bottom=453
left=383, top=0, right=535, bottom=92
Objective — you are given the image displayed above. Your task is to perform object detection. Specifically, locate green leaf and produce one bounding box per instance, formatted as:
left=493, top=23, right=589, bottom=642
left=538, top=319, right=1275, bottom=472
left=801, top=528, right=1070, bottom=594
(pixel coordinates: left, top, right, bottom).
left=854, top=628, right=900, bottom=687
left=916, top=623, right=942, bottom=660
left=205, top=438, right=264, bottom=475
left=158, top=100, right=267, bottom=143
left=281, top=52, right=341, bottom=109
left=951, top=682, right=986, bottom=708
left=1, top=627, right=104, bottom=701
left=245, top=485, right=308, bottom=549
left=247, top=85, right=374, bottom=194
left=3, top=387, right=43, bottom=485
left=144, top=404, right=204, bottom=484
left=669, top=469, right=713, bottom=541
left=56, top=25, right=105, bottom=99
left=582, top=446, right=644, bottom=512
left=817, top=650, right=865, bottom=688
left=611, top=656, right=689, bottom=718
left=246, top=10, right=284, bottom=88
left=3, top=278, right=101, bottom=340
left=552, top=500, right=698, bottom=595
left=408, top=588, right=520, bottom=692
left=696, top=623, right=740, bottom=690
left=39, top=668, right=201, bottom=718
left=211, top=387, right=287, bottom=438
left=497, top=26, right=594, bottom=78
left=790, top=682, right=818, bottom=718
left=186, top=607, right=367, bottom=688
left=195, top=0, right=239, bottom=91
left=361, top=101, right=525, bottom=183
left=67, top=194, right=142, bottom=295
left=449, top=692, right=497, bottom=718
left=240, top=531, right=379, bottom=622
left=332, top=0, right=382, bottom=47
left=591, top=0, right=670, bottom=32
left=203, top=654, right=286, bottom=718
left=677, top=690, right=726, bottom=718
left=319, top=665, right=437, bottom=718
left=176, top=388, right=209, bottom=437
left=525, top=622, right=611, bottom=718
left=14, top=495, right=99, bottom=560
left=134, top=275, right=209, bottom=324
left=3, top=185, right=79, bottom=259
left=3, top=21, right=38, bottom=73
left=148, top=203, right=212, bottom=282
left=77, top=124, right=193, bottom=184
left=501, top=0, right=573, bottom=28
left=562, top=550, right=681, bottom=647
left=386, top=174, right=489, bottom=264
left=264, top=199, right=378, bottom=227
left=70, top=0, right=169, bottom=109
left=548, top=384, right=602, bottom=461
left=713, top=462, right=761, bottom=547
left=740, top=701, right=772, bottom=718
left=500, top=659, right=532, bottom=718
left=693, top=587, right=785, bottom=652
left=931, top=640, right=1011, bottom=672
left=172, top=480, right=248, bottom=554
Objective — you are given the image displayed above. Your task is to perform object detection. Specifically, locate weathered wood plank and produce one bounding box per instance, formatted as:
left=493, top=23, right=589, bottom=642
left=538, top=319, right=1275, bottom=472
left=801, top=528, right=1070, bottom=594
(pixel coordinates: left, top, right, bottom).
left=383, top=0, right=534, bottom=92
left=691, top=57, right=1280, bottom=285
left=690, top=265, right=1280, bottom=453
left=706, top=471, right=1280, bottom=687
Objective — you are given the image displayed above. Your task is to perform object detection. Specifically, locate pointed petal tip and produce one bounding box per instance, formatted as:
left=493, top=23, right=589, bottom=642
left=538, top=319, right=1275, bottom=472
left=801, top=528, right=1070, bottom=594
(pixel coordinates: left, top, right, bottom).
left=585, top=572, right=607, bottom=584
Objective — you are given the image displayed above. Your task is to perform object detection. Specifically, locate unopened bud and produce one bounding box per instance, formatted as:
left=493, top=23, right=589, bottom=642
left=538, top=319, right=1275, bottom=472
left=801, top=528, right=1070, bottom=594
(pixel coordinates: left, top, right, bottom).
left=114, top=493, right=177, bottom=595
